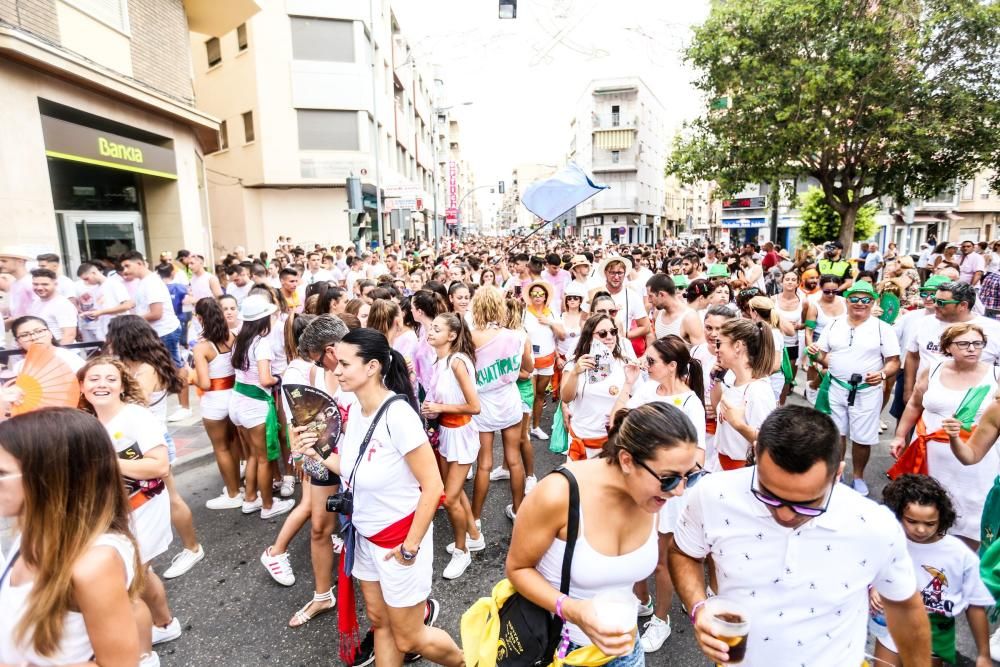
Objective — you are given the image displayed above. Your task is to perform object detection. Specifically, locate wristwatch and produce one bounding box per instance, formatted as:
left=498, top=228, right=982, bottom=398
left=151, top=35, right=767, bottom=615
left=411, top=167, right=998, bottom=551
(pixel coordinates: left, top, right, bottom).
left=400, top=544, right=419, bottom=561
left=879, top=371, right=886, bottom=382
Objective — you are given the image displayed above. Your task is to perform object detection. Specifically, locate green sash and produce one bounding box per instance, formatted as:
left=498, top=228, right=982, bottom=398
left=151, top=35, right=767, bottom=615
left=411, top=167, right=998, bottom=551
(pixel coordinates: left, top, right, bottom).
left=979, top=476, right=1000, bottom=619
left=234, top=381, right=281, bottom=461
left=814, top=373, right=872, bottom=415
left=781, top=347, right=796, bottom=386
left=929, top=614, right=956, bottom=664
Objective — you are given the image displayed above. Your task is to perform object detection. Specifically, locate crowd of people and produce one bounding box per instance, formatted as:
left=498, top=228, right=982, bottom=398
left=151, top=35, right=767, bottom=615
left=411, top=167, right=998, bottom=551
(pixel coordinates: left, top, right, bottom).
left=2, top=232, right=1000, bottom=666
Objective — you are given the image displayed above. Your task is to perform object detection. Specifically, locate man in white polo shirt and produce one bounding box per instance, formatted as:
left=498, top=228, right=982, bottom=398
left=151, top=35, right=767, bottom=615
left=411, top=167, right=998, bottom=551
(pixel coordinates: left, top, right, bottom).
left=669, top=405, right=930, bottom=667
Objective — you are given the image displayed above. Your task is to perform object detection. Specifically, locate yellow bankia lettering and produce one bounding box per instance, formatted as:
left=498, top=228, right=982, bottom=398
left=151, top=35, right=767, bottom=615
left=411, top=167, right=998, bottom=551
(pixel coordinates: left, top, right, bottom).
left=98, top=137, right=144, bottom=164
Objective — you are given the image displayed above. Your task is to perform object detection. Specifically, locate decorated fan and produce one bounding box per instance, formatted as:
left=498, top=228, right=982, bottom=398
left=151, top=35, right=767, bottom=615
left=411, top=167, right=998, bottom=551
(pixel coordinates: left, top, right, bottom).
left=282, top=384, right=343, bottom=458
left=12, top=345, right=80, bottom=415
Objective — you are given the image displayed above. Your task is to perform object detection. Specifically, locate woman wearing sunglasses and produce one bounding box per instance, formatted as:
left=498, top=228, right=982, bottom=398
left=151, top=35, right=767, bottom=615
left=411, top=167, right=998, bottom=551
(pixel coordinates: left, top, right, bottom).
left=889, top=322, right=998, bottom=551
left=560, top=315, right=629, bottom=461
left=610, top=335, right=706, bottom=653
left=802, top=274, right=847, bottom=398
left=506, top=402, right=700, bottom=663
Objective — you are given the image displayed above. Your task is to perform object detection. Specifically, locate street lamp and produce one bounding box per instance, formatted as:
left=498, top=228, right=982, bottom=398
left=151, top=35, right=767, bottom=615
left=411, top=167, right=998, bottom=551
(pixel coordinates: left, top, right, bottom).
left=499, top=0, right=516, bottom=19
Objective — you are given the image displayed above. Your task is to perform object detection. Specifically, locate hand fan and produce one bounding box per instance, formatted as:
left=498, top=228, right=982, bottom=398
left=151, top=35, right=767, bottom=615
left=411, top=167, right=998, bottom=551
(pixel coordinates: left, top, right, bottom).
left=282, top=384, right=343, bottom=458
left=12, top=345, right=81, bottom=415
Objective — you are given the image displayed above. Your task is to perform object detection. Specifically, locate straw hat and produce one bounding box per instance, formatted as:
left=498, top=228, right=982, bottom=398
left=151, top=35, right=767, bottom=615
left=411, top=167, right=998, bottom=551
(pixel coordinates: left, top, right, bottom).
left=0, top=247, right=33, bottom=261
left=595, top=255, right=632, bottom=277
left=569, top=254, right=591, bottom=270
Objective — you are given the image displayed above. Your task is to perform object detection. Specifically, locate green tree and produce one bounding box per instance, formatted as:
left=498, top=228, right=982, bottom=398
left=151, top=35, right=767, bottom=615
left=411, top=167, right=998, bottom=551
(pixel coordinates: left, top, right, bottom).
left=797, top=187, right=877, bottom=246
left=667, top=0, right=1000, bottom=248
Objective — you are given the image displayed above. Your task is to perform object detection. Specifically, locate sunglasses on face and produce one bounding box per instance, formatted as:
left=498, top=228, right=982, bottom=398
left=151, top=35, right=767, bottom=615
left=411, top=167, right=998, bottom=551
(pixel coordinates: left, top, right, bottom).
left=919, top=290, right=935, bottom=298
left=566, top=295, right=583, bottom=301
left=935, top=298, right=960, bottom=307
left=595, top=309, right=619, bottom=318
left=952, top=340, right=986, bottom=350
left=822, top=288, right=838, bottom=295
left=847, top=296, right=873, bottom=305
left=635, top=458, right=708, bottom=493
left=594, top=328, right=618, bottom=339
left=528, top=291, right=547, bottom=298
left=751, top=467, right=832, bottom=517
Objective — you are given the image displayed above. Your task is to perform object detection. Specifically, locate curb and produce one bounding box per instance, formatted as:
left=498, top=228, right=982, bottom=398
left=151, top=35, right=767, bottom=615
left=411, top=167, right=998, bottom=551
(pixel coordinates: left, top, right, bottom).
left=171, top=448, right=216, bottom=476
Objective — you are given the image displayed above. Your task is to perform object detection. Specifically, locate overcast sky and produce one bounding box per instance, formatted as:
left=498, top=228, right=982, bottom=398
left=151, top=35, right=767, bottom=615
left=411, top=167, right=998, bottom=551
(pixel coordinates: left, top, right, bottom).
left=391, top=0, right=711, bottom=222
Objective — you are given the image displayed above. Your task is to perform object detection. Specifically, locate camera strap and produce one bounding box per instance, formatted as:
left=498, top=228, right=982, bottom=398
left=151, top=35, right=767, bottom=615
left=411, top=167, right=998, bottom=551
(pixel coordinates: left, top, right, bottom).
left=346, top=393, right=409, bottom=492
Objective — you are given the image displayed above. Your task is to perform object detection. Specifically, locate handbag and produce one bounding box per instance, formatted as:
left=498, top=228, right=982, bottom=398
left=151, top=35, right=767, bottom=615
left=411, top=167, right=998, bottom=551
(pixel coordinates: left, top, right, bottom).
left=549, top=403, right=569, bottom=455
left=462, top=467, right=580, bottom=667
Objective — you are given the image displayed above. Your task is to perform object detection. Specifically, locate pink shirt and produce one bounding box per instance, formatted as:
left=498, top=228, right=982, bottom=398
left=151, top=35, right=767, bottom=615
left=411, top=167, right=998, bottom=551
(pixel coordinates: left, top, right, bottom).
left=542, top=268, right=572, bottom=305
left=8, top=274, right=34, bottom=319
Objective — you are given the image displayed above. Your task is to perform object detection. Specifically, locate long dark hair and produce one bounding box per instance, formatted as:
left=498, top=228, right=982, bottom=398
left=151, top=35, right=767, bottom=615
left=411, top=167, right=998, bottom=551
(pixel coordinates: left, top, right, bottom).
left=649, top=335, right=705, bottom=409
left=317, top=285, right=346, bottom=315
left=196, top=297, right=230, bottom=346
left=231, top=315, right=273, bottom=372
left=104, top=315, right=183, bottom=393
left=573, top=314, right=624, bottom=361
left=340, top=328, right=417, bottom=412
left=411, top=289, right=448, bottom=320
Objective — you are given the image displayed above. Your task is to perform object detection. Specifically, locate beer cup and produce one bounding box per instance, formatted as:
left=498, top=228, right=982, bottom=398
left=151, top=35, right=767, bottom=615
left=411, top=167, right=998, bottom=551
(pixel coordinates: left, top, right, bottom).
left=704, top=596, right=750, bottom=665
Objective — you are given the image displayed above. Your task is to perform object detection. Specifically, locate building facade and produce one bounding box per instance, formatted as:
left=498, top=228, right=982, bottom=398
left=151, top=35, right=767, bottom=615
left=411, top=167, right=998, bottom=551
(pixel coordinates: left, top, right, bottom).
left=192, top=0, right=466, bottom=254
left=0, top=0, right=253, bottom=271
left=566, top=77, right=668, bottom=245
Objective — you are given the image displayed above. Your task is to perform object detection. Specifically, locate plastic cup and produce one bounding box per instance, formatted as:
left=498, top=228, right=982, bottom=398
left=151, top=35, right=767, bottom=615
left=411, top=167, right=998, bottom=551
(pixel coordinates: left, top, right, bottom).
left=592, top=588, right=638, bottom=633
left=703, top=596, right=750, bottom=665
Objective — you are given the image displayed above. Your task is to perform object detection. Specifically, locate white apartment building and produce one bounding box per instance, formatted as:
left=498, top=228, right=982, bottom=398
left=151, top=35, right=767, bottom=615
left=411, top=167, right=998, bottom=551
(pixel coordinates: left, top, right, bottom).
left=567, top=77, right=668, bottom=245
left=191, top=0, right=456, bottom=253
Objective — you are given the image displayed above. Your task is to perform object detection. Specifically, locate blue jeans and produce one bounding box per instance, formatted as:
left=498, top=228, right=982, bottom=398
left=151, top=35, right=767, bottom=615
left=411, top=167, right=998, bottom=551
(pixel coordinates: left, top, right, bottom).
left=160, top=327, right=183, bottom=368
left=567, top=639, right=644, bottom=667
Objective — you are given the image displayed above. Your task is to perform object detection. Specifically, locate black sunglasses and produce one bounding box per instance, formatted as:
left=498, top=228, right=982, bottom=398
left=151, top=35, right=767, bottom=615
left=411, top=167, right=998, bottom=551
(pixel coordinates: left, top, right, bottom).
left=635, top=459, right=708, bottom=493
left=750, top=467, right=832, bottom=517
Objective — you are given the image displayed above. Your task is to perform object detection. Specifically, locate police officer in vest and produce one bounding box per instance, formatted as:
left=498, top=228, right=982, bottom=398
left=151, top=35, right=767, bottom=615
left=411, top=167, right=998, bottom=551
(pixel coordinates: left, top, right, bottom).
left=817, top=241, right=854, bottom=293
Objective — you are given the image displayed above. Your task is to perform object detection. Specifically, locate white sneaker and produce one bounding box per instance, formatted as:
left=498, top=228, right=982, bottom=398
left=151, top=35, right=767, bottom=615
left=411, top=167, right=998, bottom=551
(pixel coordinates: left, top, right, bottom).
left=466, top=465, right=475, bottom=481
left=331, top=535, right=345, bottom=554
left=206, top=491, right=244, bottom=510
left=639, top=615, right=671, bottom=652
left=151, top=617, right=182, bottom=645
left=442, top=549, right=472, bottom=579
left=637, top=595, right=654, bottom=618
left=239, top=460, right=247, bottom=479
left=241, top=496, right=262, bottom=514
left=260, top=498, right=295, bottom=519
left=280, top=475, right=295, bottom=498
left=525, top=475, right=538, bottom=494
left=162, top=545, right=205, bottom=579
left=989, top=626, right=1000, bottom=661
left=489, top=466, right=510, bottom=481
left=505, top=503, right=516, bottom=521
left=167, top=408, right=192, bottom=423
left=446, top=532, right=486, bottom=554
left=260, top=547, right=295, bottom=586
left=139, top=651, right=160, bottom=667
left=530, top=427, right=549, bottom=440
left=852, top=478, right=870, bottom=496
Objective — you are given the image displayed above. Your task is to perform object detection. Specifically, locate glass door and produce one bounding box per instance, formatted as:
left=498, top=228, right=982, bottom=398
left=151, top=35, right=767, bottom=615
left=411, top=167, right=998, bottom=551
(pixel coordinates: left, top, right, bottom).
left=57, top=211, right=146, bottom=274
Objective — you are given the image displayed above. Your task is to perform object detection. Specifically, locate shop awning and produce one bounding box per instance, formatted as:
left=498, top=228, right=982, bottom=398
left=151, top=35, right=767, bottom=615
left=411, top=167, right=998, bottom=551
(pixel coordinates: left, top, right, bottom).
left=595, top=130, right=634, bottom=150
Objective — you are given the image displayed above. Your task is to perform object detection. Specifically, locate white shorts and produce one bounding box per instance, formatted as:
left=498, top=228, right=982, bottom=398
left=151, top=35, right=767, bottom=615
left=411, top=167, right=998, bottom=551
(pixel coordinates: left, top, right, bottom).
left=533, top=362, right=554, bottom=378
left=352, top=526, right=433, bottom=608
left=828, top=381, right=882, bottom=445
left=133, top=493, right=172, bottom=564
left=229, top=391, right=270, bottom=429
left=474, top=385, right=522, bottom=433
left=439, top=423, right=481, bottom=464
left=200, top=389, right=232, bottom=421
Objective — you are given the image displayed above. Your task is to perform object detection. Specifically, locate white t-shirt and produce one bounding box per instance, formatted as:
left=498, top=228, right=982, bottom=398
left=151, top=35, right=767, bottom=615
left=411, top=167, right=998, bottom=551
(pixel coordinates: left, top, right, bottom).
left=818, top=316, right=899, bottom=378
left=906, top=535, right=993, bottom=617
left=958, top=251, right=986, bottom=284
left=235, top=336, right=273, bottom=387
left=27, top=296, right=77, bottom=341
left=626, top=382, right=706, bottom=450
left=893, top=309, right=931, bottom=369
left=524, top=310, right=559, bottom=358
left=606, top=288, right=646, bottom=326
left=908, top=315, right=1000, bottom=368
left=564, top=356, right=626, bottom=439
left=134, top=273, right=180, bottom=337
left=226, top=281, right=252, bottom=305
left=629, top=268, right=653, bottom=299
left=339, top=394, right=427, bottom=536
left=674, top=467, right=916, bottom=667
left=713, top=377, right=776, bottom=460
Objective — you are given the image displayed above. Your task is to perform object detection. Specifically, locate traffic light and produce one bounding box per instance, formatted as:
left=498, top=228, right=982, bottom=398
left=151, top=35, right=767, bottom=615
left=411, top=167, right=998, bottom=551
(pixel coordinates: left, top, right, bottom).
left=498, top=180, right=505, bottom=194
left=346, top=176, right=362, bottom=211
left=350, top=211, right=368, bottom=239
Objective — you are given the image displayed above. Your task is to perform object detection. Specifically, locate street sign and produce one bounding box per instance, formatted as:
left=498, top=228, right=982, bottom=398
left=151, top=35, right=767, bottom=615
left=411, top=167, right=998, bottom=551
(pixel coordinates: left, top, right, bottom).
left=446, top=207, right=458, bottom=225
left=384, top=185, right=420, bottom=199
left=385, top=197, right=417, bottom=211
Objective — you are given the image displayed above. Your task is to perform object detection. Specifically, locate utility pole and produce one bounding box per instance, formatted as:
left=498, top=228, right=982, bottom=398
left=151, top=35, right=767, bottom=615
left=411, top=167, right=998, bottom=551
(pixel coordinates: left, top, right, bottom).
left=769, top=179, right=780, bottom=246
left=369, top=0, right=382, bottom=250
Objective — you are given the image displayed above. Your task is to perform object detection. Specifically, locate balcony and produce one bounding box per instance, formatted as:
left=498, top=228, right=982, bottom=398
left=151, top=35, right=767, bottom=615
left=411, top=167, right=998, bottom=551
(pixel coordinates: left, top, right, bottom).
left=593, top=113, right=636, bottom=130
left=592, top=159, right=637, bottom=173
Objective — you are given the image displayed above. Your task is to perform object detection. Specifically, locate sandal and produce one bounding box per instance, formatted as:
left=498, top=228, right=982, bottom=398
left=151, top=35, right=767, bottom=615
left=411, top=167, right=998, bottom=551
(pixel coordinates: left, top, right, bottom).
left=289, top=588, right=335, bottom=627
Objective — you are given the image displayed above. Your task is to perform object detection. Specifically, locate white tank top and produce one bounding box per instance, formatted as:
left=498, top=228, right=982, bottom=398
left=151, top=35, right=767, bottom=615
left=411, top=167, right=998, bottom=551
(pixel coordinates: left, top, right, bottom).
left=536, top=498, right=658, bottom=646
left=207, top=342, right=235, bottom=379
left=189, top=272, right=214, bottom=301
left=813, top=297, right=846, bottom=342
left=654, top=308, right=686, bottom=341
left=774, top=296, right=802, bottom=347
left=0, top=533, right=135, bottom=666
left=922, top=363, right=1000, bottom=432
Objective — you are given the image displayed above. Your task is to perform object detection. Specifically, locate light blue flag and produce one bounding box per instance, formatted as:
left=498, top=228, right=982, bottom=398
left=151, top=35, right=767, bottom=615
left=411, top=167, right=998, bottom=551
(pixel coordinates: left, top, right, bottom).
left=520, top=162, right=608, bottom=222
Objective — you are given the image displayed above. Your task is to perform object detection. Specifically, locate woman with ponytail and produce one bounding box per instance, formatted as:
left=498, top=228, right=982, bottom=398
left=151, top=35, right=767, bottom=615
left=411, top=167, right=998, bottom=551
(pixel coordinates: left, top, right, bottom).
left=712, top=319, right=778, bottom=470
left=294, top=328, right=461, bottom=667
left=610, top=334, right=706, bottom=653
left=744, top=294, right=795, bottom=403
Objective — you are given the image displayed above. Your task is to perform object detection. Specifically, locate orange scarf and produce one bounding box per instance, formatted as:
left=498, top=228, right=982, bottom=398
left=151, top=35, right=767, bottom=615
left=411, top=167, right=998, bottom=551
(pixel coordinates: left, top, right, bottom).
left=887, top=418, right=972, bottom=480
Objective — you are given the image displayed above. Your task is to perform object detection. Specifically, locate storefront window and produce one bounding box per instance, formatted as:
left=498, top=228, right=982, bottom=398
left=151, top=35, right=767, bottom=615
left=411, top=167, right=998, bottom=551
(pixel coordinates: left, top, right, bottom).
left=47, top=158, right=140, bottom=211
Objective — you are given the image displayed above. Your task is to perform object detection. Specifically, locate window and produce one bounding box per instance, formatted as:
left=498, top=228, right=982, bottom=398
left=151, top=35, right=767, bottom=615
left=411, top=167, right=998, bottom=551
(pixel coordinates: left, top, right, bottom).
left=206, top=37, right=222, bottom=67
left=297, top=110, right=358, bottom=150
left=290, top=17, right=354, bottom=62
left=242, top=111, right=254, bottom=143
left=611, top=105, right=620, bottom=127
left=219, top=120, right=229, bottom=151
left=961, top=180, right=974, bottom=200
left=611, top=150, right=620, bottom=164
left=64, top=0, right=129, bottom=33
left=237, top=23, right=248, bottom=52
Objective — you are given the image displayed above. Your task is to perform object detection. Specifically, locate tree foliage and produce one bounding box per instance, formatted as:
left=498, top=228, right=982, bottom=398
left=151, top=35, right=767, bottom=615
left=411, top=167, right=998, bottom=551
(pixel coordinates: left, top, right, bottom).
left=797, top=187, right=877, bottom=246
left=667, top=0, right=1000, bottom=248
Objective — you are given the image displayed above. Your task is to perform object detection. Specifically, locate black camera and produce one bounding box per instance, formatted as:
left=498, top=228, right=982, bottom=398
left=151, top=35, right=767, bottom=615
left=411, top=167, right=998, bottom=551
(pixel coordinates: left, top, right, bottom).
left=711, top=367, right=728, bottom=382
left=326, top=490, right=354, bottom=515
left=847, top=373, right=864, bottom=407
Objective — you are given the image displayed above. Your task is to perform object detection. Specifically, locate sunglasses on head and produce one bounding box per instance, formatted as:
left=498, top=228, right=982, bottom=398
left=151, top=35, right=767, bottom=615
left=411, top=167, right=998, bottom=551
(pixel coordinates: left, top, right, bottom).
left=751, top=467, right=832, bottom=517
left=847, top=296, right=873, bottom=305
left=739, top=288, right=761, bottom=298
left=634, top=458, right=708, bottom=493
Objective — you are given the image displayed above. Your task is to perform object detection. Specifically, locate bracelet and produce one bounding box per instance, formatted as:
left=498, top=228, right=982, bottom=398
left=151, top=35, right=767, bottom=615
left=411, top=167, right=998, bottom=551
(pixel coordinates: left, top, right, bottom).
left=555, top=594, right=568, bottom=621
left=689, top=599, right=708, bottom=625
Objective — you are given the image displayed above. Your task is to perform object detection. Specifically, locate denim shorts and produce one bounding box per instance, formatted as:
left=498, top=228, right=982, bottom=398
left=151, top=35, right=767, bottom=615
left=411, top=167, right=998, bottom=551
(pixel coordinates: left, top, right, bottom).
left=160, top=327, right=184, bottom=368
left=567, top=639, right=644, bottom=667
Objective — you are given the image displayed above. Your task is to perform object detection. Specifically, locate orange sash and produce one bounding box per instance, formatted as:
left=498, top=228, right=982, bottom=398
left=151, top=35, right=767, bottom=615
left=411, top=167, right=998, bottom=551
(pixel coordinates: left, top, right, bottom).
left=534, top=351, right=556, bottom=369
left=568, top=425, right=608, bottom=461
left=886, top=418, right=971, bottom=480
left=129, top=492, right=150, bottom=511
left=706, top=419, right=717, bottom=435
left=195, top=374, right=236, bottom=397
left=718, top=453, right=747, bottom=471
left=440, top=413, right=472, bottom=428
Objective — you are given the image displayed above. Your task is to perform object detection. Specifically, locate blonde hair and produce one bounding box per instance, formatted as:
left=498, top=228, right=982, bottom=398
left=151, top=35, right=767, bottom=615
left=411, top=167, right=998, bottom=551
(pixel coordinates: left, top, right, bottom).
left=471, top=286, right=507, bottom=330
left=505, top=297, right=526, bottom=330
left=747, top=295, right=780, bottom=327
left=719, top=319, right=777, bottom=379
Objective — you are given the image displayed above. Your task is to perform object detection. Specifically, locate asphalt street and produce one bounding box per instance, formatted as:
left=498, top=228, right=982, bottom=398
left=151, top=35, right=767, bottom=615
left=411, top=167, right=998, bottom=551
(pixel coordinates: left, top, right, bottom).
left=155, top=389, right=988, bottom=666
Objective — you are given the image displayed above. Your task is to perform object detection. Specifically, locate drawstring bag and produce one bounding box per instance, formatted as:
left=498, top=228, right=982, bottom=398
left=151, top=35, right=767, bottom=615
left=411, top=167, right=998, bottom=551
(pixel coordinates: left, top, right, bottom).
left=549, top=403, right=569, bottom=455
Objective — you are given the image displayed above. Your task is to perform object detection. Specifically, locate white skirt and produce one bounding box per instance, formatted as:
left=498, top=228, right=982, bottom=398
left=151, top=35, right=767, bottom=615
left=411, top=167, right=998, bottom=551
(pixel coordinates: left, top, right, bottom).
left=439, top=422, right=481, bottom=464
left=133, top=492, right=172, bottom=564
left=473, top=385, right=522, bottom=432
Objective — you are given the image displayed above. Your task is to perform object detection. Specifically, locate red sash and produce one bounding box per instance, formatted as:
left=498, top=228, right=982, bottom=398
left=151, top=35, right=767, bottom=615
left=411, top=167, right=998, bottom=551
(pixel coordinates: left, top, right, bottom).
left=718, top=454, right=747, bottom=471
left=887, top=418, right=972, bottom=480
